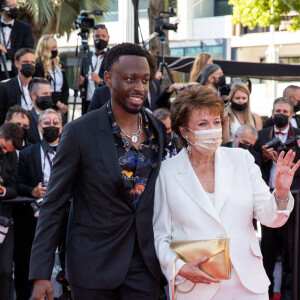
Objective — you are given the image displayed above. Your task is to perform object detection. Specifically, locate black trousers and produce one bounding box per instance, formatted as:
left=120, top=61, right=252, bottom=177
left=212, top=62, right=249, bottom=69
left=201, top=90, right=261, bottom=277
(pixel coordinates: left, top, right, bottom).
left=71, top=246, right=160, bottom=300
left=261, top=212, right=294, bottom=298
left=0, top=225, right=14, bottom=300
left=13, top=204, right=37, bottom=300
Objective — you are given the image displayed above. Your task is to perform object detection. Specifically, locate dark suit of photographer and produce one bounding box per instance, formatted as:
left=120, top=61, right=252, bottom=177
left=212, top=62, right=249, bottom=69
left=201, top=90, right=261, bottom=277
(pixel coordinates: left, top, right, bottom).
left=0, top=123, right=24, bottom=300
left=254, top=97, right=300, bottom=300
left=14, top=109, right=63, bottom=300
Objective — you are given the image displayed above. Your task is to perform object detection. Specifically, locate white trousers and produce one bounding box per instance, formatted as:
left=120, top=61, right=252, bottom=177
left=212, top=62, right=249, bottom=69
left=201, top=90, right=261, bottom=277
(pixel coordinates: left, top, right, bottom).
left=172, top=268, right=269, bottom=300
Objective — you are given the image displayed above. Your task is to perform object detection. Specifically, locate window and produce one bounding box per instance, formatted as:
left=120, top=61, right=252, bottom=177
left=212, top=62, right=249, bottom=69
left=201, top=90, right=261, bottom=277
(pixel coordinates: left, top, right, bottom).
left=214, top=0, right=232, bottom=16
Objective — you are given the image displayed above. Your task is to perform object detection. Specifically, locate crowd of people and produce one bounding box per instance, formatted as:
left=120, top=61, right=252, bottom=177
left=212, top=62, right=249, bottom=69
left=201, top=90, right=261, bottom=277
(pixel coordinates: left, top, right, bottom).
left=0, top=0, right=299, bottom=300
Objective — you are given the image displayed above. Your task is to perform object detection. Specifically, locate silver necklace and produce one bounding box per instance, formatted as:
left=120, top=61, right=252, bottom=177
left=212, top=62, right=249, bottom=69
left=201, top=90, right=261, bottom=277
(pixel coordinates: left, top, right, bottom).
left=120, top=113, right=143, bottom=143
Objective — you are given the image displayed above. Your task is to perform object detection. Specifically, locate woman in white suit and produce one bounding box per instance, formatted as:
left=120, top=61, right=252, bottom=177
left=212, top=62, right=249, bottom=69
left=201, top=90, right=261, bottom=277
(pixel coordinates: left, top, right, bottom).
left=153, top=85, right=300, bottom=300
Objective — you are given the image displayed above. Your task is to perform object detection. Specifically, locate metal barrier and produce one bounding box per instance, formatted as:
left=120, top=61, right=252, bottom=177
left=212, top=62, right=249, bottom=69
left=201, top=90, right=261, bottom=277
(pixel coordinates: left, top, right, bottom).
left=2, top=196, right=36, bottom=204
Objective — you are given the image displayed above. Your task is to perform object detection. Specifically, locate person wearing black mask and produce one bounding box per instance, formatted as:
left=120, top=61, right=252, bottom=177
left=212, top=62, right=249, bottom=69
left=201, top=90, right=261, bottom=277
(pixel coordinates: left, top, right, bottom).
left=254, top=97, right=300, bottom=300
left=200, top=63, right=225, bottom=91
left=0, top=48, right=35, bottom=125
left=34, top=34, right=69, bottom=117
left=222, top=82, right=262, bottom=144
left=14, top=108, right=62, bottom=300
left=26, top=77, right=54, bottom=144
left=79, top=23, right=110, bottom=114
left=0, top=0, right=34, bottom=81
left=5, top=104, right=31, bottom=149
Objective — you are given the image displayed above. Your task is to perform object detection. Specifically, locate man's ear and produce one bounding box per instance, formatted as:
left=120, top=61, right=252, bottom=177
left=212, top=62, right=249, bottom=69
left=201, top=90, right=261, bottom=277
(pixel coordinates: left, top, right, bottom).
left=4, top=120, right=7, bottom=124
left=104, top=71, right=111, bottom=88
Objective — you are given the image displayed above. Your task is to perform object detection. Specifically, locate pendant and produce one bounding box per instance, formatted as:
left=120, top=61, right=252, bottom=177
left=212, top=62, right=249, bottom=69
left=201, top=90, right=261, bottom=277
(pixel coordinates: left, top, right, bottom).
left=131, top=135, right=138, bottom=143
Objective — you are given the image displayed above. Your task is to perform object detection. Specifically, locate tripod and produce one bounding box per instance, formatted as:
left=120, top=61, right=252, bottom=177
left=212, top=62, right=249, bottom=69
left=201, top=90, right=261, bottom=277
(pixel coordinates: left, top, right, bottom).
left=157, top=35, right=178, bottom=95
left=71, top=30, right=91, bottom=121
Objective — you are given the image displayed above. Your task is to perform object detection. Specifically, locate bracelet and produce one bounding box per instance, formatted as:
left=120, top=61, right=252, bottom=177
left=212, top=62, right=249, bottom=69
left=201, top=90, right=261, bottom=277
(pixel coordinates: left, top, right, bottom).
left=59, top=103, right=65, bottom=109
left=274, top=192, right=289, bottom=203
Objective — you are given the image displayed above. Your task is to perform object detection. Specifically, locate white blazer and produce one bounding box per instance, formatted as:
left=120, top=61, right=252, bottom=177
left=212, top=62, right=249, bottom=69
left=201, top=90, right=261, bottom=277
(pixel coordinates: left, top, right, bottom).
left=153, top=147, right=293, bottom=299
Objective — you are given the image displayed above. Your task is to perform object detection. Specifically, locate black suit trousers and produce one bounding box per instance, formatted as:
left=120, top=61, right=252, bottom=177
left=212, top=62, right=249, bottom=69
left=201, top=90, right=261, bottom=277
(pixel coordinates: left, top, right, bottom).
left=0, top=225, right=14, bottom=300
left=70, top=245, right=159, bottom=300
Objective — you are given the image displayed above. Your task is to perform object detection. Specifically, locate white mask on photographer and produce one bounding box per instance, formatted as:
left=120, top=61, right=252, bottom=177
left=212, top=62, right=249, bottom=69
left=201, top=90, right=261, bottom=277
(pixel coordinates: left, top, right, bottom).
left=187, top=128, right=222, bottom=155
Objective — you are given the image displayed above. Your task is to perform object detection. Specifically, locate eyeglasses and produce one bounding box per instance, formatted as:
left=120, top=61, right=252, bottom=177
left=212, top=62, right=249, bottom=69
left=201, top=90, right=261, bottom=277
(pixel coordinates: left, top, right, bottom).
left=94, top=24, right=106, bottom=30
left=43, top=34, right=54, bottom=40
left=41, top=117, right=61, bottom=127
left=15, top=123, right=30, bottom=130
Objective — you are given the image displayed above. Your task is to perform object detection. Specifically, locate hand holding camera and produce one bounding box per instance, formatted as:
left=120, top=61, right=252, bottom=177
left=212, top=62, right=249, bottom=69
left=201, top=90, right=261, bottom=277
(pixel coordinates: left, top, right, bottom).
left=31, top=182, right=47, bottom=198
left=0, top=216, right=13, bottom=243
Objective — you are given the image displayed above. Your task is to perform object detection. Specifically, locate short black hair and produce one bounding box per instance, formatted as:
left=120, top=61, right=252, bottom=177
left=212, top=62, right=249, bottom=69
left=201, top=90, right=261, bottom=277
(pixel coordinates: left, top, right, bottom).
left=0, top=123, right=24, bottom=150
left=15, top=48, right=35, bottom=62
left=104, top=43, right=147, bottom=72
left=29, top=77, right=50, bottom=94
left=6, top=105, right=31, bottom=123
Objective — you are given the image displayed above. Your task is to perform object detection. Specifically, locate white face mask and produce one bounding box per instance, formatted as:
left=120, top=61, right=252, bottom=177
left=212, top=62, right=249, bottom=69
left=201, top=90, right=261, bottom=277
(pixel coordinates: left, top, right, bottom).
left=187, top=128, right=222, bottom=155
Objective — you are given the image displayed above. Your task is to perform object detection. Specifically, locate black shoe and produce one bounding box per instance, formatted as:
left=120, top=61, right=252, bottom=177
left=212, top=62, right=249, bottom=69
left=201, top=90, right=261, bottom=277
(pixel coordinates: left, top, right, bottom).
left=280, top=294, right=292, bottom=300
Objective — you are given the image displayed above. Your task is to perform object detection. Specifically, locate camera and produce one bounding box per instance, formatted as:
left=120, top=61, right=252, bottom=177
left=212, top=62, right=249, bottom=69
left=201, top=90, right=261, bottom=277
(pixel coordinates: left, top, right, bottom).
left=74, top=10, right=103, bottom=30
left=154, top=7, right=178, bottom=36
left=265, top=136, right=300, bottom=153
left=0, top=216, right=13, bottom=227
left=30, top=198, right=43, bottom=216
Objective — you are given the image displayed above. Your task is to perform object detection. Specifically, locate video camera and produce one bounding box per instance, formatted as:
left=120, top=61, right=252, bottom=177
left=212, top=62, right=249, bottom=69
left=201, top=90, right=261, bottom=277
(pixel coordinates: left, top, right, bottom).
left=154, top=7, right=178, bottom=37
left=74, top=10, right=103, bottom=31
left=265, top=136, right=300, bottom=153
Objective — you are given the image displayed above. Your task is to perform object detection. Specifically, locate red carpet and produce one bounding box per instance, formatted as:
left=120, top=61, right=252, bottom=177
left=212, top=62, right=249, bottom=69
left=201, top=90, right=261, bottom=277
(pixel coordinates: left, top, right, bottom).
left=272, top=294, right=281, bottom=300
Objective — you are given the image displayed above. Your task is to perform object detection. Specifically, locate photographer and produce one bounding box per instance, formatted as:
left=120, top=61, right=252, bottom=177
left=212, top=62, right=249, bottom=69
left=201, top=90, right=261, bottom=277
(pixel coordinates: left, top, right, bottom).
left=0, top=122, right=24, bottom=300
left=80, top=23, right=110, bottom=115
left=14, top=108, right=63, bottom=300
left=254, top=97, right=300, bottom=300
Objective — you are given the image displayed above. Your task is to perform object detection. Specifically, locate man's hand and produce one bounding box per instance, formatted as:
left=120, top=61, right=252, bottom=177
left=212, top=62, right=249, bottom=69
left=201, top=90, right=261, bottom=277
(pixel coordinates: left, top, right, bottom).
left=178, top=257, right=220, bottom=284
left=33, top=279, right=54, bottom=300
left=166, top=83, right=186, bottom=93
left=262, top=145, right=278, bottom=162
left=91, top=72, right=102, bottom=85
left=79, top=75, right=86, bottom=86
left=31, top=183, right=46, bottom=198
left=0, top=44, right=7, bottom=53
left=56, top=101, right=69, bottom=115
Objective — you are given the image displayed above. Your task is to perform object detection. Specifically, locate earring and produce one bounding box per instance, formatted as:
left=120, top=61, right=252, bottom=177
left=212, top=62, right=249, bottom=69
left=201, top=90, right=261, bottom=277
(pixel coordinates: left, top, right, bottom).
left=186, top=136, right=191, bottom=153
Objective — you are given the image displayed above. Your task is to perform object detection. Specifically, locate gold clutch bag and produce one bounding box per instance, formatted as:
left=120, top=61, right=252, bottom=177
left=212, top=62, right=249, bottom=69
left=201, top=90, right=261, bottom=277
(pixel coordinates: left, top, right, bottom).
left=170, top=238, right=231, bottom=280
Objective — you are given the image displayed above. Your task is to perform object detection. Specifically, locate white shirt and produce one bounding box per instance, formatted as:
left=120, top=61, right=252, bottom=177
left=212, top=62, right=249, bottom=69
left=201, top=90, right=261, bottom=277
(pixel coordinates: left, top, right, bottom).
left=49, top=64, right=63, bottom=93
left=86, top=49, right=105, bottom=101
left=290, top=115, right=298, bottom=128
left=40, top=144, right=56, bottom=183
left=0, top=17, right=13, bottom=49
left=269, top=125, right=289, bottom=189
left=17, top=76, right=32, bottom=110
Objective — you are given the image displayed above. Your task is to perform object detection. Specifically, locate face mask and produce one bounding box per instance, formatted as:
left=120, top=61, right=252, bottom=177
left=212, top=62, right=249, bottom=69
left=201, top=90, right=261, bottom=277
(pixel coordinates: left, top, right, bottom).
left=273, top=113, right=289, bottom=129
left=22, top=127, right=28, bottom=139
left=231, top=102, right=247, bottom=111
left=187, top=128, right=222, bottom=155
left=35, top=95, right=53, bottom=110
left=20, top=64, right=35, bottom=78
left=294, top=101, right=300, bottom=113
left=94, top=39, right=108, bottom=51
left=43, top=126, right=60, bottom=143
left=238, top=142, right=251, bottom=150
left=165, top=132, right=172, bottom=145
left=51, top=50, right=58, bottom=59
left=213, top=75, right=226, bottom=88
left=9, top=7, right=18, bottom=19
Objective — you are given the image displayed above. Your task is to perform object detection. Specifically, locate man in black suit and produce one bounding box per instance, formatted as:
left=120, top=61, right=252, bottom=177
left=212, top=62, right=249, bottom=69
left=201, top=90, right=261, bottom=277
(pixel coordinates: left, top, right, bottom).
left=80, top=23, right=110, bottom=114
left=14, top=108, right=62, bottom=300
left=27, top=77, right=53, bottom=144
left=0, top=122, right=24, bottom=300
left=254, top=97, right=300, bottom=300
left=0, top=0, right=34, bottom=80
left=264, top=85, right=300, bottom=129
left=30, top=43, right=164, bottom=300
left=0, top=48, right=35, bottom=125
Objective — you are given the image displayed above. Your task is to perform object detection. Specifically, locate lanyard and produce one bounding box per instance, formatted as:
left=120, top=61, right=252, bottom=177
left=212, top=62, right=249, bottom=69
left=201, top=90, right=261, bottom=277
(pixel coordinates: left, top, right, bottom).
left=1, top=27, right=12, bottom=49
left=19, top=84, right=28, bottom=106
left=51, top=62, right=57, bottom=92
left=43, top=151, right=54, bottom=171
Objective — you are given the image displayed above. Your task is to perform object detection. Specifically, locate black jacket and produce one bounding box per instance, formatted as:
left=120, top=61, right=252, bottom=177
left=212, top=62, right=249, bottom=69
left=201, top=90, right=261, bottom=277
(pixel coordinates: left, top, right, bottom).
left=0, top=151, right=18, bottom=218
left=29, top=106, right=164, bottom=288
left=0, top=76, right=22, bottom=125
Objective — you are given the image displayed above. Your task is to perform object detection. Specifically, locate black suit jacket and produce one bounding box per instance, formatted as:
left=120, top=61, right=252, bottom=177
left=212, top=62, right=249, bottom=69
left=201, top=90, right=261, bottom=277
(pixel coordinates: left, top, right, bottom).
left=4, top=20, right=34, bottom=62
left=27, top=108, right=40, bottom=145
left=0, top=76, right=21, bottom=124
left=29, top=106, right=164, bottom=288
left=0, top=151, right=18, bottom=218
left=254, top=125, right=300, bottom=189
left=17, top=142, right=43, bottom=196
